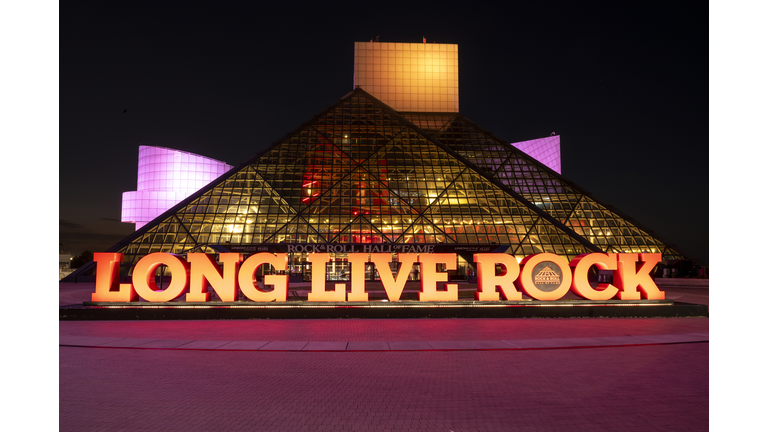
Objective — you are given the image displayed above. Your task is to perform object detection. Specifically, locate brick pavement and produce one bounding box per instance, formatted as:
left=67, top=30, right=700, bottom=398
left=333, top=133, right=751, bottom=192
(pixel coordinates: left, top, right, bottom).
left=60, top=344, right=708, bottom=431
left=59, top=318, right=709, bottom=351
left=59, top=283, right=709, bottom=431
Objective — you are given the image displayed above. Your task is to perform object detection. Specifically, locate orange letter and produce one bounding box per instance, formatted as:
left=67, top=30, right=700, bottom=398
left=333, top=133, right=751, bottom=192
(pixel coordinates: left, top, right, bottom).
left=515, top=253, right=572, bottom=301
left=614, top=253, right=665, bottom=300
left=473, top=253, right=522, bottom=301
left=186, top=253, right=244, bottom=302
left=91, top=252, right=137, bottom=302
left=569, top=253, right=619, bottom=300
left=132, top=253, right=190, bottom=302
left=346, top=253, right=368, bottom=301
left=307, top=253, right=346, bottom=302
left=371, top=253, right=418, bottom=301
left=418, top=253, right=458, bottom=301
left=238, top=253, right=288, bottom=302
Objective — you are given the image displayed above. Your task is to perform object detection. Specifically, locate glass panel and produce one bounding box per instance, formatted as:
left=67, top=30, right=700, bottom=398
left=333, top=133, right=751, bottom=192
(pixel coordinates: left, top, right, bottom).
left=115, top=90, right=687, bottom=266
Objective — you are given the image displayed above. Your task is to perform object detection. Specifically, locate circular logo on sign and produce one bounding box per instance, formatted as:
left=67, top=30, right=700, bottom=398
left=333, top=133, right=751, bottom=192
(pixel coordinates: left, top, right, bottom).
left=531, top=261, right=563, bottom=292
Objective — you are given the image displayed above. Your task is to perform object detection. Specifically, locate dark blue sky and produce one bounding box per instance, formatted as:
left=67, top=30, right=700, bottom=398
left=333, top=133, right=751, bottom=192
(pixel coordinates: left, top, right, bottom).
left=59, top=3, right=709, bottom=263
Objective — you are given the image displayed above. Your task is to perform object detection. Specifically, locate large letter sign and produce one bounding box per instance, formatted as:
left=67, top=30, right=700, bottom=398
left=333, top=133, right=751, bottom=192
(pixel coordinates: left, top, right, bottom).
left=91, top=252, right=665, bottom=303
left=614, top=253, right=665, bottom=300
left=306, top=253, right=346, bottom=302
left=515, top=253, right=572, bottom=301
left=132, top=253, right=190, bottom=302
left=346, top=253, right=369, bottom=301
left=418, top=253, right=458, bottom=301
left=238, top=253, right=288, bottom=302
left=187, top=253, right=243, bottom=302
left=371, top=253, right=418, bottom=302
left=91, top=252, right=137, bottom=302
left=473, top=253, right=521, bottom=301
left=569, top=253, right=619, bottom=301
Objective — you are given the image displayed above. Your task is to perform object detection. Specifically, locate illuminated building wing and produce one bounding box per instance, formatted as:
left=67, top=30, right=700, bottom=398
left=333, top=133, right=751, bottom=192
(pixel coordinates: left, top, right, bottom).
left=98, top=88, right=684, bottom=272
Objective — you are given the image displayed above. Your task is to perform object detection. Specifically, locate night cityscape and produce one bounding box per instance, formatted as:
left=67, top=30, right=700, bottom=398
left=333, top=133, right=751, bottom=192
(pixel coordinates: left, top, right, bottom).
left=6, top=1, right=761, bottom=430
left=57, top=4, right=709, bottom=265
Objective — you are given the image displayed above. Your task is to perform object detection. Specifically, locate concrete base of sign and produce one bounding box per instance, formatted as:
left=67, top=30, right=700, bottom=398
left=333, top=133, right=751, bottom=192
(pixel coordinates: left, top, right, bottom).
left=60, top=300, right=708, bottom=320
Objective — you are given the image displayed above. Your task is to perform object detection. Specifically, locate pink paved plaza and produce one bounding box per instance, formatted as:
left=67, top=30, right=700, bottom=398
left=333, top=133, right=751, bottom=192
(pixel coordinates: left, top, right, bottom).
left=59, top=284, right=709, bottom=431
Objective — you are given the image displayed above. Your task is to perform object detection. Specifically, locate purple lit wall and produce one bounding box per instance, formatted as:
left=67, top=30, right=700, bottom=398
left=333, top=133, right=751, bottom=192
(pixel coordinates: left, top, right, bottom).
left=510, top=135, right=561, bottom=174
left=121, top=146, right=233, bottom=230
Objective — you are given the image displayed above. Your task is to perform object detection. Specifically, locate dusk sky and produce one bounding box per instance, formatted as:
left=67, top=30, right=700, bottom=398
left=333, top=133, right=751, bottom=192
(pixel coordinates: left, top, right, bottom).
left=58, top=3, right=710, bottom=263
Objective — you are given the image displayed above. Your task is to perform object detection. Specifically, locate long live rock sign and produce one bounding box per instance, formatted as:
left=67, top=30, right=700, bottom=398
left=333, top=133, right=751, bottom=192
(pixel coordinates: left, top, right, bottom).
left=90, top=251, right=665, bottom=303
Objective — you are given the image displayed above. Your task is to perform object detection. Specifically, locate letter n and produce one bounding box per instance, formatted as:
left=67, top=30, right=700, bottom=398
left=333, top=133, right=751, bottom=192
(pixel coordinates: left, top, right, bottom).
left=186, top=253, right=243, bottom=302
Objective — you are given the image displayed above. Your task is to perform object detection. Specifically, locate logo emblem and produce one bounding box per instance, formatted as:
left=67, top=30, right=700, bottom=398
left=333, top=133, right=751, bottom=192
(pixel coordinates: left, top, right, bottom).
left=531, top=261, right=564, bottom=292
left=534, top=266, right=560, bottom=285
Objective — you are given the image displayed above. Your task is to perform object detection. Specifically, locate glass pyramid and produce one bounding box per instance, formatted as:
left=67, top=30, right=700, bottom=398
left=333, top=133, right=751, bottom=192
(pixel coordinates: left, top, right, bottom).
left=107, top=88, right=686, bottom=276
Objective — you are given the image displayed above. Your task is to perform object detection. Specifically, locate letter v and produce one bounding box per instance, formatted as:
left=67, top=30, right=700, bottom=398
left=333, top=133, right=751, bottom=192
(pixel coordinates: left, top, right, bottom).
left=370, top=253, right=418, bottom=301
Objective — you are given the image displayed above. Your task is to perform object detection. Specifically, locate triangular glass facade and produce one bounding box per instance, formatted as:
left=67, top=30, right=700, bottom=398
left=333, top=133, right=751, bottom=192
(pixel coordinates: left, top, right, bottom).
left=111, top=88, right=685, bottom=273
left=402, top=112, right=682, bottom=259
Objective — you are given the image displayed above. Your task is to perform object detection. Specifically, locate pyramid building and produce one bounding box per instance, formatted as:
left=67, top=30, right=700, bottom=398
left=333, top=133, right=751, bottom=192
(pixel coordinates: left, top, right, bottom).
left=71, top=41, right=687, bottom=282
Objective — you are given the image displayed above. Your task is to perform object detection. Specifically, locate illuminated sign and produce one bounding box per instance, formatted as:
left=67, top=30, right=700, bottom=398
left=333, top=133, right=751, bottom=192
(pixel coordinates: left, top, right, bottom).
left=91, top=252, right=665, bottom=303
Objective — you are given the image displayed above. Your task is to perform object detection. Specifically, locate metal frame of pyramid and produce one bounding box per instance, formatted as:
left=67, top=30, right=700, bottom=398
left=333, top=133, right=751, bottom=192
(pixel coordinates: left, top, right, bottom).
left=65, top=88, right=689, bottom=281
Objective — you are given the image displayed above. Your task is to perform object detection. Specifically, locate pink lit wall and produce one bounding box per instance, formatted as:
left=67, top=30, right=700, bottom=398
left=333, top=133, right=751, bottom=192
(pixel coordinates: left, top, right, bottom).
left=121, top=146, right=233, bottom=230
left=510, top=135, right=561, bottom=174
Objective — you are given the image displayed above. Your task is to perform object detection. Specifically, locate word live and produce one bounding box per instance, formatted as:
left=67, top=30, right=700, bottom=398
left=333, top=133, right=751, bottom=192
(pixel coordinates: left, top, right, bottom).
left=90, top=252, right=664, bottom=303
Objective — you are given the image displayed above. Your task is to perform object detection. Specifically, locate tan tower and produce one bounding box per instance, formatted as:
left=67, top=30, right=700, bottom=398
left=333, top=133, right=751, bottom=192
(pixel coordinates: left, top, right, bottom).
left=353, top=41, right=458, bottom=112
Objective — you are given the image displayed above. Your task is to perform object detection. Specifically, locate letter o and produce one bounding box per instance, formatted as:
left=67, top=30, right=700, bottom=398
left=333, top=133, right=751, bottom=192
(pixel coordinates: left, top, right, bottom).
left=515, top=253, right=572, bottom=301
left=133, top=253, right=189, bottom=302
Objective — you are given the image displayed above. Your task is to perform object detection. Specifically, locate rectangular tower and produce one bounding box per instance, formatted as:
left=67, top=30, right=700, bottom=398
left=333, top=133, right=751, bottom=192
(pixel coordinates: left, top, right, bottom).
left=353, top=41, right=458, bottom=112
